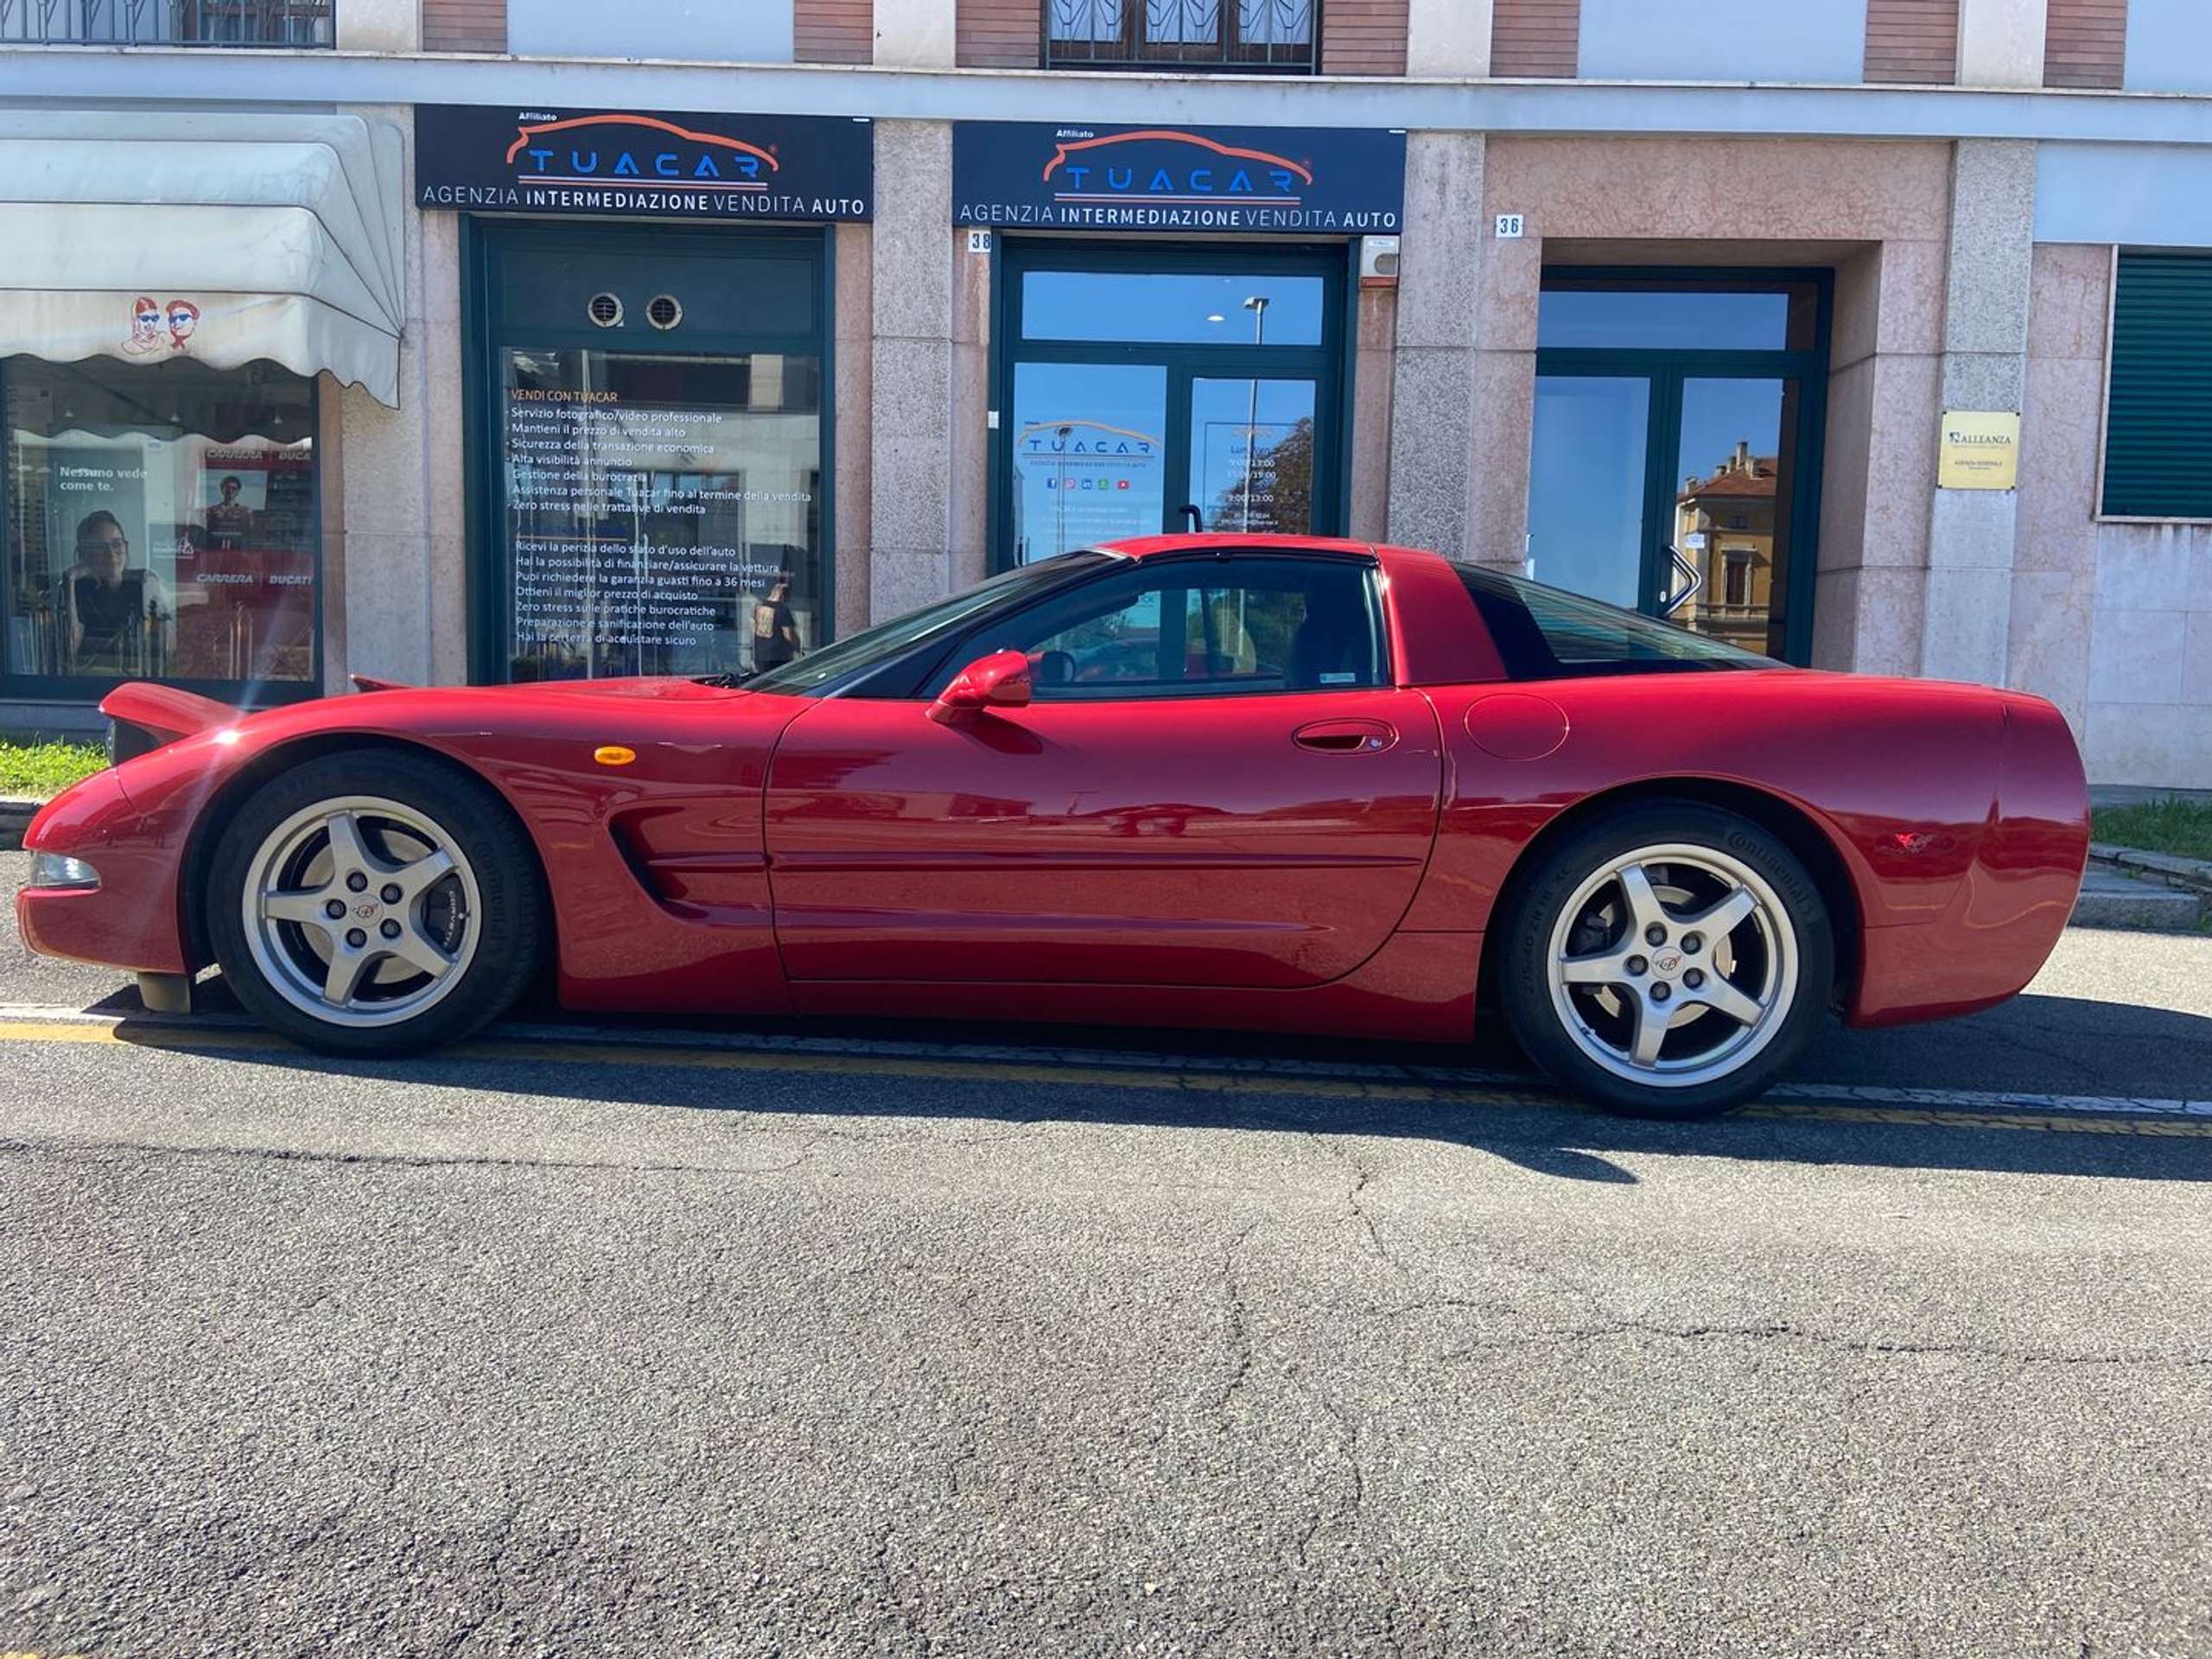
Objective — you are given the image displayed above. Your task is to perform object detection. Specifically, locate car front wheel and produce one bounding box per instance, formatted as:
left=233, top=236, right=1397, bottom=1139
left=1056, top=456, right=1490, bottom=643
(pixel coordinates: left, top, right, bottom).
left=1497, top=803, right=1835, bottom=1120
left=206, top=750, right=546, bottom=1056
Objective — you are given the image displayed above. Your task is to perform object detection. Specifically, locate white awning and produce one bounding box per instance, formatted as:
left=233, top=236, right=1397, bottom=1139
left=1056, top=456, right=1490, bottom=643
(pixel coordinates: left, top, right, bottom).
left=0, top=110, right=404, bottom=406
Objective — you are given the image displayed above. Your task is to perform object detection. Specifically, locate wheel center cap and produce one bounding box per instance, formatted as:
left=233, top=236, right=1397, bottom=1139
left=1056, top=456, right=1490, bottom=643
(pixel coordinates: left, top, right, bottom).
left=354, top=901, right=379, bottom=920
left=1654, top=950, right=1683, bottom=976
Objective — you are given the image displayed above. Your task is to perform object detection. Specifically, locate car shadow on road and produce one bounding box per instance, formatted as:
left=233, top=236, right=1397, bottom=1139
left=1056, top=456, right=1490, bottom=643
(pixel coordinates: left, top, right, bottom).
left=90, top=982, right=2212, bottom=1191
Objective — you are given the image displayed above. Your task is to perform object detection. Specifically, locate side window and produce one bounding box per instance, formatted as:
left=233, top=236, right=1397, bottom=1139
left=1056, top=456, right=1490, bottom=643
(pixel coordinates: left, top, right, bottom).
left=944, top=557, right=1385, bottom=701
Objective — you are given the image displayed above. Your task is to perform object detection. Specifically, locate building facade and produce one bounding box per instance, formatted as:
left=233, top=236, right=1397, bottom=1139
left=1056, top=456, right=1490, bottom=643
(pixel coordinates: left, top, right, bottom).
left=0, top=0, right=2208, bottom=785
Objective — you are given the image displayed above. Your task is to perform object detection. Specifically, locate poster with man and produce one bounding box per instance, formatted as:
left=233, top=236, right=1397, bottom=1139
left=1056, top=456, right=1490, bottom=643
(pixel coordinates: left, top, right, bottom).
left=201, top=466, right=267, bottom=550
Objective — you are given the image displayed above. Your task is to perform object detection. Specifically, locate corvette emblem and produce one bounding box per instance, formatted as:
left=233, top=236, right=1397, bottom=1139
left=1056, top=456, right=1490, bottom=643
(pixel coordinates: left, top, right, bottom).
left=1655, top=951, right=1683, bottom=976
left=355, top=902, right=378, bottom=920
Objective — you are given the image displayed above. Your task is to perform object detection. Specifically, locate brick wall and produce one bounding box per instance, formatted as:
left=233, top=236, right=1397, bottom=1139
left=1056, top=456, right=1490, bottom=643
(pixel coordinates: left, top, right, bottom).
left=1323, top=0, right=1408, bottom=74
left=423, top=0, right=504, bottom=51
left=2044, top=0, right=2126, bottom=87
left=957, top=0, right=1037, bottom=67
left=796, top=0, right=873, bottom=63
left=1491, top=0, right=1579, bottom=78
left=1864, top=0, right=1958, bottom=83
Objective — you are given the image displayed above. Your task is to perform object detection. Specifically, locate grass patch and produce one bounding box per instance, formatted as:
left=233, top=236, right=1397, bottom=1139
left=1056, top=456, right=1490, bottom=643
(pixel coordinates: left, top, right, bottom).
left=2094, top=798, right=2212, bottom=863
left=0, top=740, right=105, bottom=800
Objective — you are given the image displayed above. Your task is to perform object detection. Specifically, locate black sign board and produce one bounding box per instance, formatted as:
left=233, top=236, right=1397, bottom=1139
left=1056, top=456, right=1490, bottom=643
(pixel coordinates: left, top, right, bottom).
left=952, top=123, right=1404, bottom=234
left=415, top=105, right=873, bottom=222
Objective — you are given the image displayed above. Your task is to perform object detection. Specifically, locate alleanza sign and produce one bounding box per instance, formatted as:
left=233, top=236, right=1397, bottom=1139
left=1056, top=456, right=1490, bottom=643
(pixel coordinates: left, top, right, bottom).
left=414, top=106, right=873, bottom=222
left=952, top=124, right=1405, bottom=234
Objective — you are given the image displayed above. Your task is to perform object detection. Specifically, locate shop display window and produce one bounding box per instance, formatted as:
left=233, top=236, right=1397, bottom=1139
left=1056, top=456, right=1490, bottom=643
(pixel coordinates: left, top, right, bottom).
left=3, top=356, right=319, bottom=695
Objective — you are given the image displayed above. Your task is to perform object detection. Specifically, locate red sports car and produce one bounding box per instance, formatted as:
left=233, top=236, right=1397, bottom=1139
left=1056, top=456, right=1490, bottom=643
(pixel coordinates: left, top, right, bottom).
left=17, top=535, right=2088, bottom=1120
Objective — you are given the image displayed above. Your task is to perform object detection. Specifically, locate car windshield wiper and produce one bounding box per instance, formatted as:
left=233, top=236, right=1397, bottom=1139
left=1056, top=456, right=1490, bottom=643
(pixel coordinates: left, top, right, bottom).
left=693, top=669, right=758, bottom=689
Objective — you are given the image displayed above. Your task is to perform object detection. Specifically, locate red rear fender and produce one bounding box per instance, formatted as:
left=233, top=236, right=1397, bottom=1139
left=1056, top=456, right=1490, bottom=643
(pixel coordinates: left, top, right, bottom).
left=99, top=682, right=238, bottom=746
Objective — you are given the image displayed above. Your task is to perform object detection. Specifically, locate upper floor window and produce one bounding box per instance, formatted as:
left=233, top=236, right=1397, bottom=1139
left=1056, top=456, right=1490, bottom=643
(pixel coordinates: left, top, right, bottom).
left=0, top=0, right=334, bottom=45
left=2102, top=251, right=2212, bottom=520
left=1045, top=0, right=1319, bottom=72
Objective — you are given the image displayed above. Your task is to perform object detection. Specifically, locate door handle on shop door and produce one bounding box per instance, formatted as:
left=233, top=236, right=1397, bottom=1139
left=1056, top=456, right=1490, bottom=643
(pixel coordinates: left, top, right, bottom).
left=1293, top=718, right=1397, bottom=754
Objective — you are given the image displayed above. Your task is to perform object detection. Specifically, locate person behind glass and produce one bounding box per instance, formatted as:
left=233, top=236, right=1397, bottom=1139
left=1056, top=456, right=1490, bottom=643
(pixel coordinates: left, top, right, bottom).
left=752, top=578, right=801, bottom=671
left=61, top=510, right=173, bottom=674
left=205, top=475, right=254, bottom=549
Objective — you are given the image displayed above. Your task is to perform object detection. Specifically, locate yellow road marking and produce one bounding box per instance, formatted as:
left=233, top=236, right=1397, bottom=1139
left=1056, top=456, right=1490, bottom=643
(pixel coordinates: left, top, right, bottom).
left=0, top=1017, right=2203, bottom=1138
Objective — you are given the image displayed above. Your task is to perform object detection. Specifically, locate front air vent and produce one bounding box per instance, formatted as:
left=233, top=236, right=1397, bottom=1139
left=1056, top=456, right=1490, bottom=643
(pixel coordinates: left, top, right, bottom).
left=587, top=292, right=624, bottom=328
left=645, top=294, right=683, bottom=331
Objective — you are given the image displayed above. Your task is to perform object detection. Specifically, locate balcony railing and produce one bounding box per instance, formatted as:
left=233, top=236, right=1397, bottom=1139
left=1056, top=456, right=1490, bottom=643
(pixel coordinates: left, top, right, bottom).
left=0, top=0, right=332, bottom=45
left=1046, top=0, right=1319, bottom=72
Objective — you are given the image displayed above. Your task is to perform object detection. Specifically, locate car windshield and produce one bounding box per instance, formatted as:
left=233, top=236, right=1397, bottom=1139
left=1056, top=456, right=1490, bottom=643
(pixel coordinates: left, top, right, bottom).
left=1453, top=563, right=1777, bottom=678
left=743, top=551, right=1122, bottom=695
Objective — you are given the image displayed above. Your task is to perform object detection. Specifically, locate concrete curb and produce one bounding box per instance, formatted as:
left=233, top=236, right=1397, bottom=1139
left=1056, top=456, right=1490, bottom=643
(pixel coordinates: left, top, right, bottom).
left=2082, top=842, right=2210, bottom=931
left=2090, top=840, right=2212, bottom=895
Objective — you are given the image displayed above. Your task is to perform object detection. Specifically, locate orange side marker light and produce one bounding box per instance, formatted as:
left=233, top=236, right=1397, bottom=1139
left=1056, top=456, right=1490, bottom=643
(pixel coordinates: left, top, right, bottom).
left=594, top=745, right=638, bottom=766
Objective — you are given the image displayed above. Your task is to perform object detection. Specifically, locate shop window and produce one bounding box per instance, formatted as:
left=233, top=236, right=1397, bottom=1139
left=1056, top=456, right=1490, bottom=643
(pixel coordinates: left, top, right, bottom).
left=2, top=357, right=319, bottom=697
left=500, top=347, right=824, bottom=683
left=2102, top=251, right=2212, bottom=519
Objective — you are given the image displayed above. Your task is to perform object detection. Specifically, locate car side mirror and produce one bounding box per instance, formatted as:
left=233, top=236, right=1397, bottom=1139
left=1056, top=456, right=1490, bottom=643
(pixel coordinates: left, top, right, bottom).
left=928, top=649, right=1034, bottom=724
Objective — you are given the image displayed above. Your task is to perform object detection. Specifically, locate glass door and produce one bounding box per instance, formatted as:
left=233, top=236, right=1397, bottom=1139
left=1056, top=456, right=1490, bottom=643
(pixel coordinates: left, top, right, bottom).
left=1188, top=377, right=1319, bottom=536
left=994, top=244, right=1348, bottom=568
left=1528, top=376, right=1650, bottom=610
left=1529, top=274, right=1830, bottom=663
left=1669, top=378, right=1802, bottom=657
left=1009, top=363, right=1169, bottom=563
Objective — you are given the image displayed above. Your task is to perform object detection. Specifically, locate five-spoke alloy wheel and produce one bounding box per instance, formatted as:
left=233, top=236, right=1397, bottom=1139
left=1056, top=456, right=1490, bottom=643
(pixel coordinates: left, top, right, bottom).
left=1498, top=803, right=1834, bottom=1119
left=207, top=751, right=546, bottom=1056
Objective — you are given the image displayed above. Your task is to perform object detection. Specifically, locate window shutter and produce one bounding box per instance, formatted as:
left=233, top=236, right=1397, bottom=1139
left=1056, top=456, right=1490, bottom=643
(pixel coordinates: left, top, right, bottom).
left=2103, top=253, right=2212, bottom=519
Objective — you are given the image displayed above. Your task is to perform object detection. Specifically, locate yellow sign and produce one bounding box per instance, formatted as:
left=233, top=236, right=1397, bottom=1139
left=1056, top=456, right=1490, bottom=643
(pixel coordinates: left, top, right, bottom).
left=1938, top=410, right=2021, bottom=490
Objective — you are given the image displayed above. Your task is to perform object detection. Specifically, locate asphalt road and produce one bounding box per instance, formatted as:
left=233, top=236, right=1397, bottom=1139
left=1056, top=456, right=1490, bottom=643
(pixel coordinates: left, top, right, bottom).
left=2, top=865, right=2209, bottom=1656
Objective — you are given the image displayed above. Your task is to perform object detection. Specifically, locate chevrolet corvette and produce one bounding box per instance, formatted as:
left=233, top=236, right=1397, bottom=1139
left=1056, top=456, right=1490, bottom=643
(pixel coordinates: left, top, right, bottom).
left=17, top=535, right=2089, bottom=1119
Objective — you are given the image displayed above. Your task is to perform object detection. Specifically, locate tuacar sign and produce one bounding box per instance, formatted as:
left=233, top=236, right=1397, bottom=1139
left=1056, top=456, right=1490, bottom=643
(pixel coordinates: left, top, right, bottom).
left=953, top=124, right=1405, bottom=234
left=414, top=106, right=873, bottom=222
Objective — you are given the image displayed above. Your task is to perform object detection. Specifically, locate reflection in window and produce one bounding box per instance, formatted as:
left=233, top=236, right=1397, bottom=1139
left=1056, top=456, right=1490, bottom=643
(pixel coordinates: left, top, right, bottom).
left=1045, top=0, right=1317, bottom=65
left=1189, top=378, right=1317, bottom=535
left=1009, top=361, right=1168, bottom=563
left=3, top=356, right=318, bottom=689
left=1022, top=270, right=1325, bottom=345
left=1538, top=286, right=1816, bottom=353
left=1236, top=0, right=1311, bottom=44
left=500, top=347, right=823, bottom=683
left=1047, top=0, right=1122, bottom=41
left=1145, top=0, right=1219, bottom=42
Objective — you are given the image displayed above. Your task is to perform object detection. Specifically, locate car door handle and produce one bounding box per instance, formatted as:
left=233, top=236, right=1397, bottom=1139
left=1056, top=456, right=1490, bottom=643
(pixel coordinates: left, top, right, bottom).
left=1294, top=718, right=1397, bottom=754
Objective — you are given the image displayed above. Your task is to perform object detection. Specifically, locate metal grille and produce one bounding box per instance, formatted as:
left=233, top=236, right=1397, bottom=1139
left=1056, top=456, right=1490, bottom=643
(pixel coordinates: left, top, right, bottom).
left=0, top=0, right=333, bottom=44
left=587, top=293, right=624, bottom=329
left=1046, top=0, right=1318, bottom=70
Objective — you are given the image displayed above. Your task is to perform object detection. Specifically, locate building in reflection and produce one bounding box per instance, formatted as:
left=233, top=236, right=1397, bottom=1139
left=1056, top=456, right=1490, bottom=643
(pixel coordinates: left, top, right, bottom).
left=1672, top=441, right=1777, bottom=656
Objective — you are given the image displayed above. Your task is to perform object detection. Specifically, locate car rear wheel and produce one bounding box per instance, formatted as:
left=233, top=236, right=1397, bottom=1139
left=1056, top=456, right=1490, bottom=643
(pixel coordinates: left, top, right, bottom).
left=206, top=751, right=546, bottom=1056
left=1497, top=803, right=1834, bottom=1120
